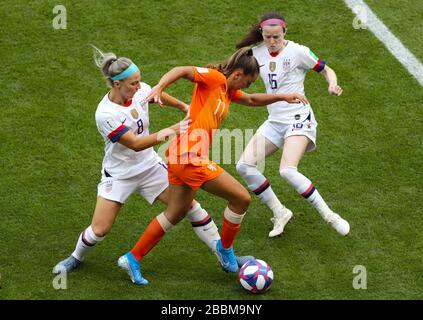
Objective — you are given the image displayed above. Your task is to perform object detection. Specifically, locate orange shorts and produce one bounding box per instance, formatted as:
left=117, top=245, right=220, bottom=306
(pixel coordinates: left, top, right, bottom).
left=167, top=160, right=224, bottom=191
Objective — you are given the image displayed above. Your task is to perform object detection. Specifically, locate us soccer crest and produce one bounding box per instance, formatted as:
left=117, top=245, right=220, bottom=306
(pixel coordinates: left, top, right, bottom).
left=269, top=61, right=276, bottom=72
left=130, top=108, right=139, bottom=119
left=283, top=58, right=291, bottom=72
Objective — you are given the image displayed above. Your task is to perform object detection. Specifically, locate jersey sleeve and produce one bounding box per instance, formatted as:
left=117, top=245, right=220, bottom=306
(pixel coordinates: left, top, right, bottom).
left=96, top=112, right=129, bottom=143
left=230, top=89, right=244, bottom=102
left=193, top=67, right=226, bottom=88
left=297, top=45, right=326, bottom=72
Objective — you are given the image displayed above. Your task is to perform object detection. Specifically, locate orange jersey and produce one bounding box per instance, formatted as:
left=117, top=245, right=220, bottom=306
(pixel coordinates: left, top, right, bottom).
left=167, top=67, right=243, bottom=164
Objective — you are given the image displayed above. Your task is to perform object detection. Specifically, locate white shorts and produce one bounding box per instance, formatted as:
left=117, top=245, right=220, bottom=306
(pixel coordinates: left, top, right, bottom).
left=97, top=162, right=169, bottom=204
left=257, top=111, right=318, bottom=152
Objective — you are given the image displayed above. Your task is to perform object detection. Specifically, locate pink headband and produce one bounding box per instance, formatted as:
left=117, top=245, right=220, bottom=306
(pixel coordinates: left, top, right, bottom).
left=260, top=18, right=286, bottom=28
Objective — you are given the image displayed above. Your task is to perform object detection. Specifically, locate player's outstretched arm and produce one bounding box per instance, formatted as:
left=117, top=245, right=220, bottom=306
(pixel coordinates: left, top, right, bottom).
left=320, top=65, right=343, bottom=96
left=116, top=116, right=191, bottom=151
left=235, top=92, right=309, bottom=107
left=143, top=67, right=195, bottom=106
left=159, top=92, right=189, bottom=114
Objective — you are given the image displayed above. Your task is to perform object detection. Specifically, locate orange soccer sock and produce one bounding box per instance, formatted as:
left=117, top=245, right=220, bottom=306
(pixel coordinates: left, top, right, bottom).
left=221, top=218, right=241, bottom=249
left=130, top=218, right=166, bottom=261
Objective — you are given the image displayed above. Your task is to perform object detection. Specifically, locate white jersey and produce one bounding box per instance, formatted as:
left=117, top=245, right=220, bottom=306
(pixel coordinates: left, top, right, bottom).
left=253, top=41, right=325, bottom=123
left=95, top=82, right=160, bottom=179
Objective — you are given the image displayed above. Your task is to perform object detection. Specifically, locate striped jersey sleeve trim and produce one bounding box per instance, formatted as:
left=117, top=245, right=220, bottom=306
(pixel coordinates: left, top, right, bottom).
left=312, top=59, right=326, bottom=72
left=108, top=125, right=129, bottom=143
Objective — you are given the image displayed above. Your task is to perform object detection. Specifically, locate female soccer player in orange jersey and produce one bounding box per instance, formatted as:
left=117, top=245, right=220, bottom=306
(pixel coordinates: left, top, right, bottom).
left=53, top=46, right=250, bottom=276
left=117, top=47, right=309, bottom=285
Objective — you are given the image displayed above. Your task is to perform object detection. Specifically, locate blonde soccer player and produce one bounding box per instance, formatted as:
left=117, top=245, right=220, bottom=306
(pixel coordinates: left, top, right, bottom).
left=53, top=47, right=252, bottom=275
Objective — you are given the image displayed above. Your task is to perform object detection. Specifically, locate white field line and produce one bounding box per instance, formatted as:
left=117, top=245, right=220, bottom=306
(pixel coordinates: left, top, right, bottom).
left=344, top=0, right=423, bottom=87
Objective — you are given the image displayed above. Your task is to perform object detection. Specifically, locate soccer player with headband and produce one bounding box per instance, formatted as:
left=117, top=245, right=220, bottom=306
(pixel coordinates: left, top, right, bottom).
left=235, top=12, right=350, bottom=237
left=53, top=46, right=252, bottom=277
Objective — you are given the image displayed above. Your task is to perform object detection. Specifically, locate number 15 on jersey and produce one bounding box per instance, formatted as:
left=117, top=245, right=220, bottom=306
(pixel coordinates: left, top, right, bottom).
left=268, top=73, right=277, bottom=89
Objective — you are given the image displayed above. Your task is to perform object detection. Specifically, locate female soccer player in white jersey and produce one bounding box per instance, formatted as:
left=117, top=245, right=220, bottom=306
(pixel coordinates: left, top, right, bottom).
left=53, top=47, right=252, bottom=276
left=235, top=12, right=350, bottom=237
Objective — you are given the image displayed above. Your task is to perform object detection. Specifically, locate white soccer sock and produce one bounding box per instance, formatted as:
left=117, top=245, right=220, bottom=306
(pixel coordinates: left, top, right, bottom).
left=280, top=166, right=333, bottom=220
left=223, top=206, right=246, bottom=224
left=258, top=187, right=286, bottom=219
left=157, top=212, right=174, bottom=232
left=186, top=202, right=220, bottom=251
left=71, top=225, right=105, bottom=261
left=236, top=161, right=285, bottom=218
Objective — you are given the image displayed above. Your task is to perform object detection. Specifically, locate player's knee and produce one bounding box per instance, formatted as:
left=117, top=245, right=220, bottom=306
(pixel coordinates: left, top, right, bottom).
left=280, top=166, right=297, bottom=182
left=91, top=222, right=111, bottom=237
left=236, top=161, right=256, bottom=177
left=165, top=208, right=187, bottom=226
left=237, top=190, right=251, bottom=211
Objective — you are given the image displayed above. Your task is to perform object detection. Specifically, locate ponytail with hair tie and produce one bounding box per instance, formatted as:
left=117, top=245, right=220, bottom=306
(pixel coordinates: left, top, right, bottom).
left=90, top=44, right=135, bottom=88
left=206, top=47, right=259, bottom=77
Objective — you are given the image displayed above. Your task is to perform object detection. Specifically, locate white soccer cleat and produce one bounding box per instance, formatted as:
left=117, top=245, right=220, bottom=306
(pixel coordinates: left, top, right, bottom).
left=268, top=208, right=293, bottom=238
left=327, top=213, right=350, bottom=236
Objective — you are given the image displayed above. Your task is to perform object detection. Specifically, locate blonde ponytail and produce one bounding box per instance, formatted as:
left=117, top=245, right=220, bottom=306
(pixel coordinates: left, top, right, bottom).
left=90, top=45, right=133, bottom=88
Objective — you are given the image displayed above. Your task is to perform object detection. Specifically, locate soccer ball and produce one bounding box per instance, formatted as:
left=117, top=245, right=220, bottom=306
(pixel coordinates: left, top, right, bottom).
left=239, top=259, right=273, bottom=293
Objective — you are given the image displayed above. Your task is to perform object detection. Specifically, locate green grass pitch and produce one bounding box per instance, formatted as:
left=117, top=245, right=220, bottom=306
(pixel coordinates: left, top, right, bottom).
left=1, top=0, right=422, bottom=300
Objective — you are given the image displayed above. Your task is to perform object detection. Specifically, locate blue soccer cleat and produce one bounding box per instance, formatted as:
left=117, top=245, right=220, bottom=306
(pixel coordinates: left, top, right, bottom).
left=53, top=255, right=82, bottom=274
left=213, top=239, right=239, bottom=273
left=117, top=252, right=149, bottom=285
left=236, top=255, right=255, bottom=268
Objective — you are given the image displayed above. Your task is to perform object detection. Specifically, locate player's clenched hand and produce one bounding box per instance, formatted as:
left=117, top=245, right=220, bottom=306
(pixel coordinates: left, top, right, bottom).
left=170, top=116, right=191, bottom=135
left=181, top=103, right=190, bottom=114
left=329, top=84, right=343, bottom=96
left=282, top=93, right=309, bottom=105
left=157, top=116, right=191, bottom=141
